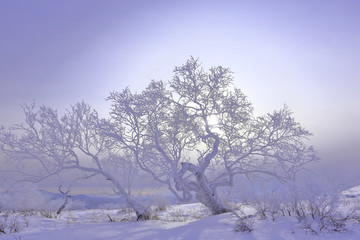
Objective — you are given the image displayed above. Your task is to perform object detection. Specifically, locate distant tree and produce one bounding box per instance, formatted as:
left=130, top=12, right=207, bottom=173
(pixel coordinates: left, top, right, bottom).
left=0, top=102, right=150, bottom=220
left=56, top=185, right=71, bottom=215
left=106, top=57, right=318, bottom=215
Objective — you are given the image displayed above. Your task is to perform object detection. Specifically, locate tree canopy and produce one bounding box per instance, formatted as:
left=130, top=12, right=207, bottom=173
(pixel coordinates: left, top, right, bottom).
left=0, top=57, right=318, bottom=216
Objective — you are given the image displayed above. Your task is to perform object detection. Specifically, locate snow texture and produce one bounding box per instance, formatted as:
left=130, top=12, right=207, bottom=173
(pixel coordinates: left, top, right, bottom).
left=1, top=201, right=360, bottom=240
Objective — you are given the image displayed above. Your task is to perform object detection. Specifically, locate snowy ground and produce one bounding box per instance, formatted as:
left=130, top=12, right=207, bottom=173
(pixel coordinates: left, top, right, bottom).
left=1, top=201, right=360, bottom=240
left=342, top=185, right=360, bottom=198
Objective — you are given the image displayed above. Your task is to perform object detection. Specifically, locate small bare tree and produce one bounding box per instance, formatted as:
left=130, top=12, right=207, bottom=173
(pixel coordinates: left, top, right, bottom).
left=106, top=57, right=318, bottom=215
left=0, top=102, right=150, bottom=220
left=56, top=185, right=71, bottom=215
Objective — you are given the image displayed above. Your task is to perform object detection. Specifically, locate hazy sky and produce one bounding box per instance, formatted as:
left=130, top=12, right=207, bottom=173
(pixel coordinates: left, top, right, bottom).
left=1, top=0, right=359, bottom=181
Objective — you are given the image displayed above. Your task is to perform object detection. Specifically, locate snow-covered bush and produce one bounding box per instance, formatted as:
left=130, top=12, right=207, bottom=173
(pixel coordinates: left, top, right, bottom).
left=233, top=180, right=360, bottom=235
left=39, top=210, right=56, bottom=219
left=0, top=215, right=6, bottom=234
left=233, top=207, right=254, bottom=233
left=294, top=194, right=358, bottom=234
left=0, top=213, right=28, bottom=234
left=233, top=217, right=254, bottom=233
left=247, top=187, right=284, bottom=221
left=281, top=182, right=360, bottom=234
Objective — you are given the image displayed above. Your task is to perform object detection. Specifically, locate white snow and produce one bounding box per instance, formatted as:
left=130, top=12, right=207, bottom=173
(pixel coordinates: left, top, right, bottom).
left=1, top=201, right=360, bottom=240
left=342, top=185, right=360, bottom=197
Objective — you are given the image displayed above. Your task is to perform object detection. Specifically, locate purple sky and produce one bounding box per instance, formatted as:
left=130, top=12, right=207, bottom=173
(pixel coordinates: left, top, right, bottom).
left=1, top=0, right=360, bottom=181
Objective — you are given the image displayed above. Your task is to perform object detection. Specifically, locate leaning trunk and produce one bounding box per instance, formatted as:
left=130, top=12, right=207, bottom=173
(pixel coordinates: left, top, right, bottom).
left=194, top=171, right=229, bottom=215
left=110, top=177, right=151, bottom=220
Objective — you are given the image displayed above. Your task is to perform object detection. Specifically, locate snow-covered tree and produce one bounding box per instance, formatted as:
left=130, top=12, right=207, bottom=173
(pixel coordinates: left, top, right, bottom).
left=0, top=102, right=150, bottom=220
left=105, top=81, right=195, bottom=203
left=0, top=57, right=318, bottom=217
left=106, top=57, right=318, bottom=215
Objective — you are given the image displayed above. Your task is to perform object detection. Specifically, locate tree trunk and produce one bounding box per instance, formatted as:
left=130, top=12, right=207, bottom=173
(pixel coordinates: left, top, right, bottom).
left=56, top=185, right=70, bottom=215
left=56, top=196, right=69, bottom=215
left=194, top=171, right=229, bottom=215
left=110, top=177, right=151, bottom=221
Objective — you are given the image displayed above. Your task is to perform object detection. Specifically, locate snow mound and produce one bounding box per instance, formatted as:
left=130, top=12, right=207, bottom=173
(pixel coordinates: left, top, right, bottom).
left=341, top=185, right=360, bottom=198
left=3, top=202, right=360, bottom=240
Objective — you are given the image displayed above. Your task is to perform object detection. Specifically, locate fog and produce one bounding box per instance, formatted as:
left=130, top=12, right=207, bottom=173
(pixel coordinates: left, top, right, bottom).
left=1, top=0, right=360, bottom=193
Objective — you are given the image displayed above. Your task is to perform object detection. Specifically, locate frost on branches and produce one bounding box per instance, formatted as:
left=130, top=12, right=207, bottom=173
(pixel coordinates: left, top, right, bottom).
left=0, top=102, right=151, bottom=220
left=0, top=57, right=317, bottom=217
left=105, top=57, right=318, bottom=215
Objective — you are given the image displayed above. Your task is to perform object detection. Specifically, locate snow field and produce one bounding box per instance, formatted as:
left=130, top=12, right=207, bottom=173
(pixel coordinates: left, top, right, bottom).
left=1, top=199, right=360, bottom=240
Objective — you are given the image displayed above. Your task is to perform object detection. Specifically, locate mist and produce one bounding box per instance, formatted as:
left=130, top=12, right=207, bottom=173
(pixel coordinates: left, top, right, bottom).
left=1, top=1, right=360, bottom=238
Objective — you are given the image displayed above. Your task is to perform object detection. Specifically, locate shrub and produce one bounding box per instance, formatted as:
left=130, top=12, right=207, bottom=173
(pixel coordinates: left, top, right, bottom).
left=233, top=208, right=254, bottom=233
left=0, top=214, right=27, bottom=234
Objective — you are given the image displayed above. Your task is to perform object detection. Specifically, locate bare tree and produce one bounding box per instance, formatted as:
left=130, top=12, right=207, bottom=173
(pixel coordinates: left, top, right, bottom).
left=0, top=102, right=150, bottom=220
left=106, top=57, right=318, bottom=215
left=56, top=185, right=71, bottom=215
left=0, top=57, right=317, bottom=217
